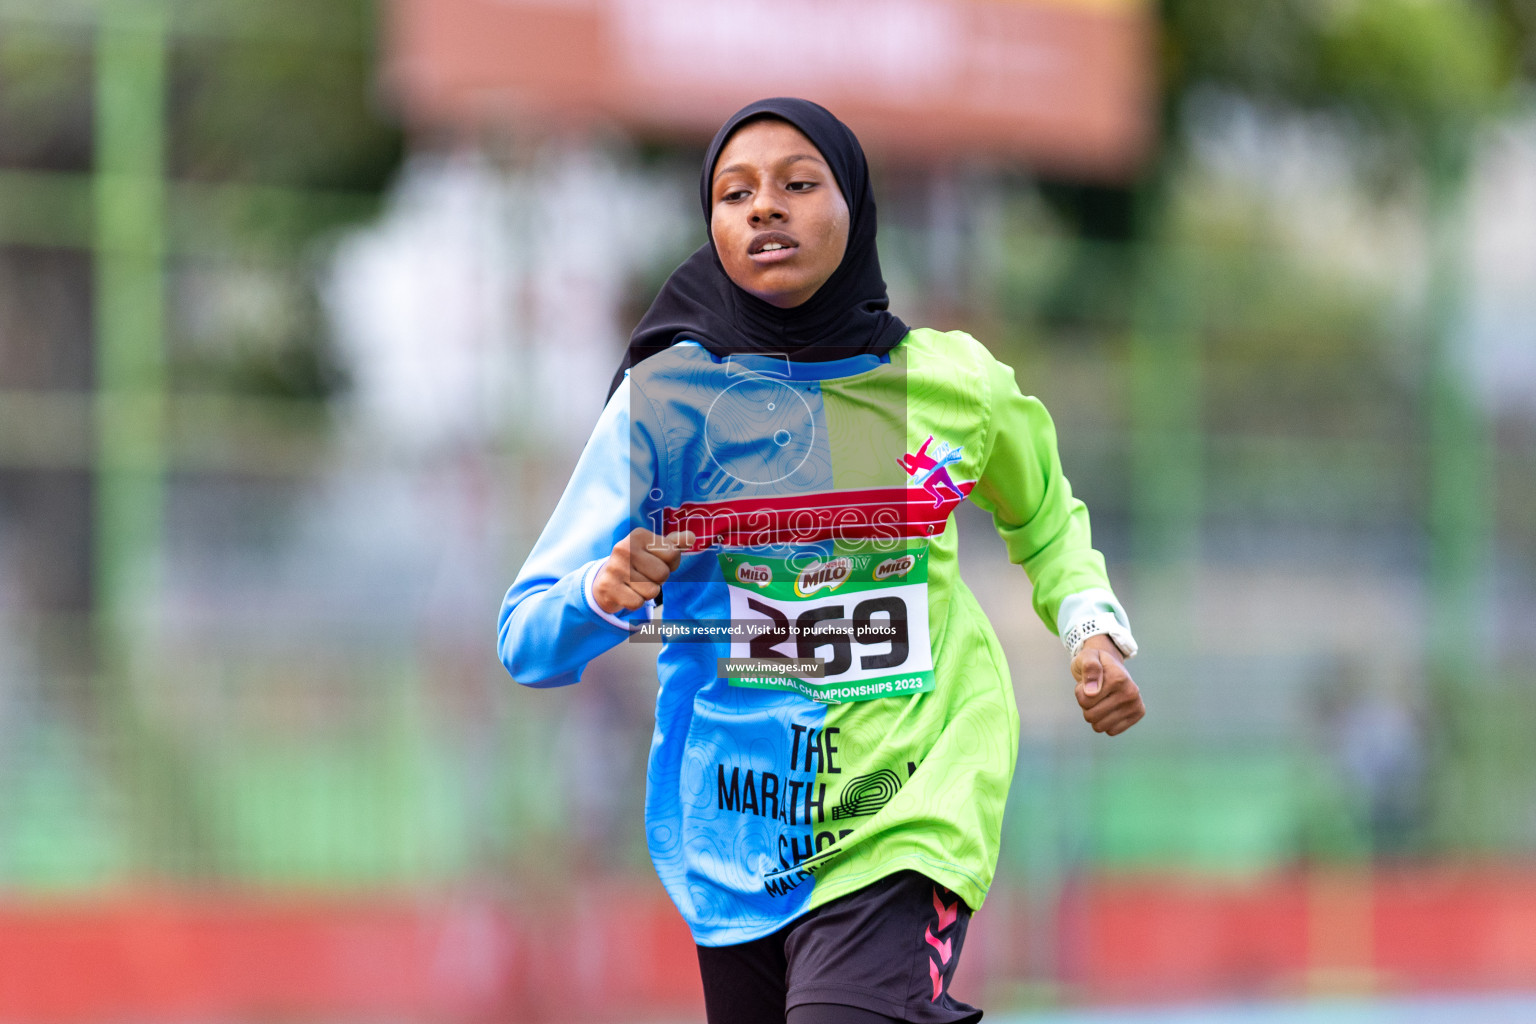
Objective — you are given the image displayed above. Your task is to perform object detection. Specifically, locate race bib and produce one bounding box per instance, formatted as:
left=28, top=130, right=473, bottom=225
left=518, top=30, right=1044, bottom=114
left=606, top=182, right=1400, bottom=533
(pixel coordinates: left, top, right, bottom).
left=717, top=547, right=935, bottom=703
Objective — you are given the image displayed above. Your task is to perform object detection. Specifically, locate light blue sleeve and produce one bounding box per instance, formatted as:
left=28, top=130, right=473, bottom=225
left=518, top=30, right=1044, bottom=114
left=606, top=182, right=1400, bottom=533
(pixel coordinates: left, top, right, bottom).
left=497, top=382, right=660, bottom=687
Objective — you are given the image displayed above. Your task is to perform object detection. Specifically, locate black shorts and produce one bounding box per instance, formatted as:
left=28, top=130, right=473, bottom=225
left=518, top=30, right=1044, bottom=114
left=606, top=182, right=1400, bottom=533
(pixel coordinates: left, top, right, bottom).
left=695, top=871, right=982, bottom=1024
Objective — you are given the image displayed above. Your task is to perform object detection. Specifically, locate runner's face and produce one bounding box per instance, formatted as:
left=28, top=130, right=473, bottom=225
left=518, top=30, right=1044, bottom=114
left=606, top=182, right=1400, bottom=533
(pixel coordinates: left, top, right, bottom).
left=709, top=120, right=850, bottom=309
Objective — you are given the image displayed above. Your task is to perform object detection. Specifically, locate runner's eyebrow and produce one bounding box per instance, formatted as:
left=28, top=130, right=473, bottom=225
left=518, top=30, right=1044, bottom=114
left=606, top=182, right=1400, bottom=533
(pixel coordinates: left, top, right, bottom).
left=713, top=154, right=826, bottom=183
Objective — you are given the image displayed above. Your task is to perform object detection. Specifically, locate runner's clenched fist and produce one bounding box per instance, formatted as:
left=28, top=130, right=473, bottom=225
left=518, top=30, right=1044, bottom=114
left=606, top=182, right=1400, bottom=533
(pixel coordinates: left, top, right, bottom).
left=1072, top=634, right=1144, bottom=736
left=592, top=528, right=695, bottom=615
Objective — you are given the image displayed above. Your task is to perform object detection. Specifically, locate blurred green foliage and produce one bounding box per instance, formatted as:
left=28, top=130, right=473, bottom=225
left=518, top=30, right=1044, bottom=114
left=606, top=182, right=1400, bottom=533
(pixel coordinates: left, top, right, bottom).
left=1035, top=0, right=1529, bottom=250
left=1163, top=0, right=1512, bottom=134
left=0, top=0, right=401, bottom=401
left=0, top=26, right=94, bottom=170
left=1, top=1, right=400, bottom=186
left=171, top=41, right=398, bottom=191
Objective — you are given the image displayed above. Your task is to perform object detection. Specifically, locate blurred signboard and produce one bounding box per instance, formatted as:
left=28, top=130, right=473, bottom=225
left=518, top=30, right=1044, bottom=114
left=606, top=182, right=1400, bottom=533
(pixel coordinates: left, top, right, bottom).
left=385, top=0, right=1153, bottom=179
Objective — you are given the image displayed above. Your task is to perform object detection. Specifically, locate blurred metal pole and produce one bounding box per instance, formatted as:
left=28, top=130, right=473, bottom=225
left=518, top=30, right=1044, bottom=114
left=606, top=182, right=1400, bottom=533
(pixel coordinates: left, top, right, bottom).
left=1422, top=128, right=1495, bottom=865
left=93, top=0, right=167, bottom=652
left=92, top=0, right=181, bottom=878
left=1424, top=130, right=1492, bottom=686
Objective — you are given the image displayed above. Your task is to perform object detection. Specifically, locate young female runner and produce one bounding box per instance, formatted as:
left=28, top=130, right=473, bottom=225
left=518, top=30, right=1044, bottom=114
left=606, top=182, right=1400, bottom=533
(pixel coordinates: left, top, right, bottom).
left=498, top=98, right=1144, bottom=1024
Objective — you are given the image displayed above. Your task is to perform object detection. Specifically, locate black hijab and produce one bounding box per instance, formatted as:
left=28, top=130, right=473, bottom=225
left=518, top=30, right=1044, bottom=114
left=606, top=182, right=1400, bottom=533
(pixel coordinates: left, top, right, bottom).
left=606, top=98, right=908, bottom=400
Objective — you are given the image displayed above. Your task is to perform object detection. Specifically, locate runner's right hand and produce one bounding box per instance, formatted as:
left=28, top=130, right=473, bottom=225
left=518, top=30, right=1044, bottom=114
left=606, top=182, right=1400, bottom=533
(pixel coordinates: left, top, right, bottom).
left=592, top=528, right=696, bottom=615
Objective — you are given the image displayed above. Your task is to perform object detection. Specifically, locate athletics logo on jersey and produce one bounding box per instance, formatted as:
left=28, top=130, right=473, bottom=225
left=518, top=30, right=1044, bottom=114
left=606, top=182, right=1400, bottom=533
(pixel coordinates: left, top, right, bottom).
left=830, top=769, right=903, bottom=819
left=872, top=554, right=916, bottom=581
left=898, top=436, right=973, bottom=510
left=735, top=562, right=773, bottom=587
left=794, top=557, right=852, bottom=598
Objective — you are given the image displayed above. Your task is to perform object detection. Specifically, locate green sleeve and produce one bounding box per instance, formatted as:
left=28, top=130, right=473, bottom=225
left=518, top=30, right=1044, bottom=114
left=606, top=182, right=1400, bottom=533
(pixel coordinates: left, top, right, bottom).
left=968, top=352, right=1115, bottom=636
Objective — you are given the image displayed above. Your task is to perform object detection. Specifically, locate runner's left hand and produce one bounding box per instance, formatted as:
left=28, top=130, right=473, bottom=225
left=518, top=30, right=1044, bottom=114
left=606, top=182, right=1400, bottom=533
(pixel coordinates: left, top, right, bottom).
left=1072, top=635, right=1144, bottom=736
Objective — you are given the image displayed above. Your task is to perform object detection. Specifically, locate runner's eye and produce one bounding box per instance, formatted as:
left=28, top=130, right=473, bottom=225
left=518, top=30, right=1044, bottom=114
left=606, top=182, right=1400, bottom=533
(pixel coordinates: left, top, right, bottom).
left=785, top=180, right=816, bottom=192
left=720, top=188, right=750, bottom=203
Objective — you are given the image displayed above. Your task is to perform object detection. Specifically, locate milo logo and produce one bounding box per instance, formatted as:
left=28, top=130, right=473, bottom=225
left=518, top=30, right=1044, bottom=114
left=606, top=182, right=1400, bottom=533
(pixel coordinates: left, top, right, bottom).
left=735, top=562, right=772, bottom=588
left=794, top=557, right=852, bottom=598
left=872, top=554, right=916, bottom=581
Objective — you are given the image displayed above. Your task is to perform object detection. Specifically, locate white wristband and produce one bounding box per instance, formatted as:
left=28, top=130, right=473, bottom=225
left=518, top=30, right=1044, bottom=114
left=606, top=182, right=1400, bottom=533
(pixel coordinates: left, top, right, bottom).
left=1062, top=614, right=1137, bottom=660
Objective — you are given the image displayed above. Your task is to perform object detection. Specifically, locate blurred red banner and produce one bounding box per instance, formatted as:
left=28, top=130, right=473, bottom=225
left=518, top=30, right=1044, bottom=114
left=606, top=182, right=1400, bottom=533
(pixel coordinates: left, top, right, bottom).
left=4, top=868, right=1536, bottom=1021
left=0, top=883, right=702, bottom=1023
left=384, top=0, right=1154, bottom=179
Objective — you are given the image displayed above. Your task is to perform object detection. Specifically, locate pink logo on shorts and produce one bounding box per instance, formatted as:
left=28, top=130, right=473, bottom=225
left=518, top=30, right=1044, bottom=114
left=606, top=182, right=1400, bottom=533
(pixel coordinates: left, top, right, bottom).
left=926, top=886, right=959, bottom=1001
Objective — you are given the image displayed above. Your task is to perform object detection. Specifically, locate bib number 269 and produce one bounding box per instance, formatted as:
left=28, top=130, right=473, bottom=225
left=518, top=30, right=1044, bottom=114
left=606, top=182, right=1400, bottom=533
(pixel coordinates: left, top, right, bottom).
left=719, top=548, right=936, bottom=703
left=746, top=595, right=909, bottom=674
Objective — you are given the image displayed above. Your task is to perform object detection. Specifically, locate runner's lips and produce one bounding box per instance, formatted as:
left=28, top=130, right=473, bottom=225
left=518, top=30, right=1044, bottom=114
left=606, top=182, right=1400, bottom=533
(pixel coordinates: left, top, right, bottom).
left=748, top=232, right=799, bottom=259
